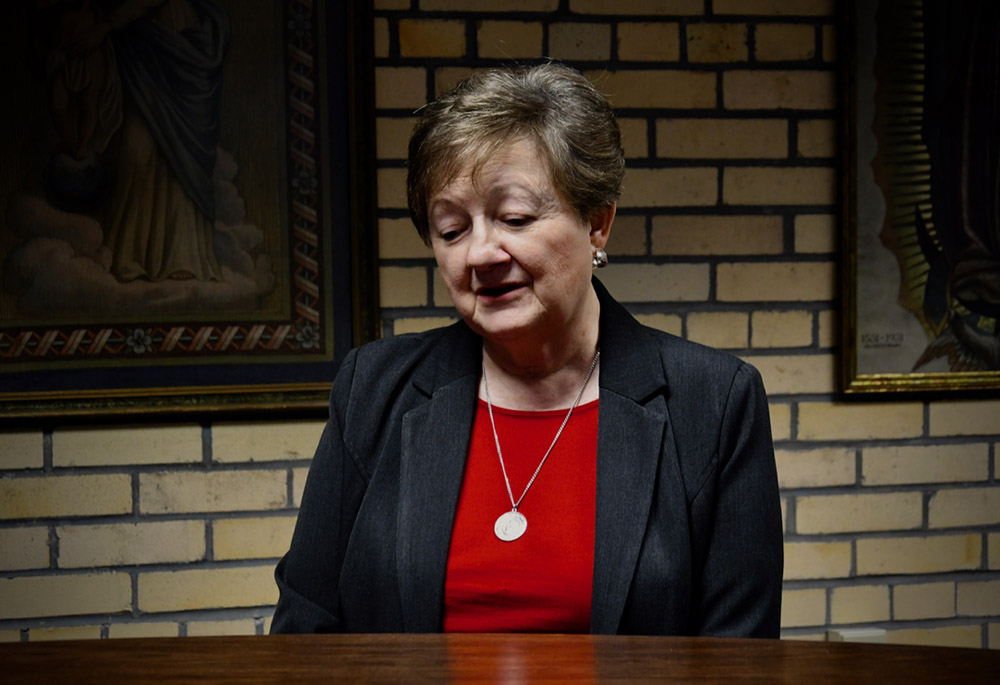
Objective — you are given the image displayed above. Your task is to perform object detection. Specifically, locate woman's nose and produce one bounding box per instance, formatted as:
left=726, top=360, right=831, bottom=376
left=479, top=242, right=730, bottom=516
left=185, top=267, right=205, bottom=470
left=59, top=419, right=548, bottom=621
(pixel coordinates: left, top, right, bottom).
left=466, top=220, right=509, bottom=269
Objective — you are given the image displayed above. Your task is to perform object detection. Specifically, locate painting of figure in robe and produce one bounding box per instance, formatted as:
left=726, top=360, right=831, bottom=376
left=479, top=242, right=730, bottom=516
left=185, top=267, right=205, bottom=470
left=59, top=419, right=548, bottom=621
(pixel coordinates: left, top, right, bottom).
left=0, top=0, right=279, bottom=320
left=853, top=0, right=1000, bottom=383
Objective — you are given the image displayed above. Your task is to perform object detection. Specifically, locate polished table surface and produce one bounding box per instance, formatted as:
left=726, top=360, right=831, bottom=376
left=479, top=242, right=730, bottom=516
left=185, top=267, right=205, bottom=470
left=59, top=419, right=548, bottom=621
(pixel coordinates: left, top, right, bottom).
left=1, top=633, right=998, bottom=683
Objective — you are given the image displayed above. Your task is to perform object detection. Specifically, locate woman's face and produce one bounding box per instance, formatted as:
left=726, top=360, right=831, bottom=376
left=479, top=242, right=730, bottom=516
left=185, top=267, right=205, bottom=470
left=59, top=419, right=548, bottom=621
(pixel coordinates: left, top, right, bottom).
left=428, top=139, right=609, bottom=346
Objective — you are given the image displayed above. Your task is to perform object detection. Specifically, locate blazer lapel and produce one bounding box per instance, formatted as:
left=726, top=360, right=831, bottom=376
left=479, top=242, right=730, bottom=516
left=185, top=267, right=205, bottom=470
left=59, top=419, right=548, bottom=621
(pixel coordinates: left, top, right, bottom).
left=396, top=324, right=480, bottom=632
left=590, top=278, right=672, bottom=633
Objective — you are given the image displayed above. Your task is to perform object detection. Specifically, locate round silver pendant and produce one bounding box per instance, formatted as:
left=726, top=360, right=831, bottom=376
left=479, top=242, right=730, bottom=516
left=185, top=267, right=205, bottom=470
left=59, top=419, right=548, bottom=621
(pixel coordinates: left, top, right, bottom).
left=494, top=510, right=527, bottom=542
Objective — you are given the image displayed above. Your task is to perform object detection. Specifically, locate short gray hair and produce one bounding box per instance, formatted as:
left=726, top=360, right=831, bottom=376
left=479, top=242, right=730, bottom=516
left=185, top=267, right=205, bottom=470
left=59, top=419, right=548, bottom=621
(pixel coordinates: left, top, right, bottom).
left=406, top=63, right=625, bottom=245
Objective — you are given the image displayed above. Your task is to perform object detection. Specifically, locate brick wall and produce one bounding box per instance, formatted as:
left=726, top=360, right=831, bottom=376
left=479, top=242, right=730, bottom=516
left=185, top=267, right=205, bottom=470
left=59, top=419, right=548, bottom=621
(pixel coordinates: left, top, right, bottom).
left=1, top=0, right=998, bottom=647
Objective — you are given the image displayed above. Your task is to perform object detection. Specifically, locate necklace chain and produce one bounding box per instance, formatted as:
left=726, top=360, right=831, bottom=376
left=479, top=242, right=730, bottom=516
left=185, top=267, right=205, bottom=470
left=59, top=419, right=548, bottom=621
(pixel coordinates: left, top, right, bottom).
left=481, top=348, right=601, bottom=514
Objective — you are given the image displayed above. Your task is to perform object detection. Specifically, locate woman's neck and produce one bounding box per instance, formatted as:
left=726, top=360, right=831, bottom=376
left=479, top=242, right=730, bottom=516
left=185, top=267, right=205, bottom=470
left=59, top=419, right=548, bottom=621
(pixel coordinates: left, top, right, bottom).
left=480, top=303, right=601, bottom=411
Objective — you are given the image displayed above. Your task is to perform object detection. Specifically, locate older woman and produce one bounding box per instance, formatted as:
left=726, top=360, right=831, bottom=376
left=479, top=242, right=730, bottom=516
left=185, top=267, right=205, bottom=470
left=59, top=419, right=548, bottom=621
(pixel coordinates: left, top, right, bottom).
left=271, top=63, right=782, bottom=636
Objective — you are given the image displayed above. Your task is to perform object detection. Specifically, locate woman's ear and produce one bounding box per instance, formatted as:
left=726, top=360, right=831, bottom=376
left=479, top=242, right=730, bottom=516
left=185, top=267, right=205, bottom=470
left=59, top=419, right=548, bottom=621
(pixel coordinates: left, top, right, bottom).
left=589, top=203, right=616, bottom=250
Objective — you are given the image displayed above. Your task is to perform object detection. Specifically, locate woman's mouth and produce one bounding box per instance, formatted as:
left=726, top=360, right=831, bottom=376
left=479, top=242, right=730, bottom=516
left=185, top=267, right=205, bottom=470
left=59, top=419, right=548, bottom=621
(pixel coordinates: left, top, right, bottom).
left=477, top=283, right=523, bottom=299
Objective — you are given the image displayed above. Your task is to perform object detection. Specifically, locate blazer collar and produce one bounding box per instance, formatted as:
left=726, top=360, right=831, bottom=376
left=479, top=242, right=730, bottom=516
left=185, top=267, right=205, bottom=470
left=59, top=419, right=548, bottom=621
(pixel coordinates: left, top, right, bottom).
left=397, top=277, right=671, bottom=633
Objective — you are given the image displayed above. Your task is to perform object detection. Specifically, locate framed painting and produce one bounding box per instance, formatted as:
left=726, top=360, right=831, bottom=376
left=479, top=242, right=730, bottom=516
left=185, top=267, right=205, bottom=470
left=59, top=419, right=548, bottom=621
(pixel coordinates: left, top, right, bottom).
left=843, top=0, right=1000, bottom=393
left=0, top=0, right=378, bottom=419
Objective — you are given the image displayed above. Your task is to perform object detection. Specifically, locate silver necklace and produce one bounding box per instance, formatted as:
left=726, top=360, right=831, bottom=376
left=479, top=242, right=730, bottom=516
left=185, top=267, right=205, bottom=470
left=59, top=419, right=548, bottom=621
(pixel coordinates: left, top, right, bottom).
left=481, top=348, right=600, bottom=542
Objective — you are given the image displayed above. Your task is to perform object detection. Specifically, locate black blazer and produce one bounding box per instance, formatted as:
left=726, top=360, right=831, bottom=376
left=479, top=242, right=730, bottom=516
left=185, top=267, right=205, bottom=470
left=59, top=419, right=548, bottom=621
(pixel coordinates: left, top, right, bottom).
left=271, top=278, right=783, bottom=636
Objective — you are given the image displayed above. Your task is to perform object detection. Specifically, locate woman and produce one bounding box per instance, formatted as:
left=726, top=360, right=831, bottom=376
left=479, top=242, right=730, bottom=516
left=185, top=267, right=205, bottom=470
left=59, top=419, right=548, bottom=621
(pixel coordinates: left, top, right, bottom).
left=271, top=63, right=782, bottom=636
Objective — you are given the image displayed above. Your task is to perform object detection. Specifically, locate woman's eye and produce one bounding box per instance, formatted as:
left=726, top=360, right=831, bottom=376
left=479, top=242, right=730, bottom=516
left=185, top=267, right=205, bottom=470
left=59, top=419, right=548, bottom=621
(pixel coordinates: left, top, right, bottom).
left=502, top=215, right=533, bottom=227
left=437, top=226, right=464, bottom=242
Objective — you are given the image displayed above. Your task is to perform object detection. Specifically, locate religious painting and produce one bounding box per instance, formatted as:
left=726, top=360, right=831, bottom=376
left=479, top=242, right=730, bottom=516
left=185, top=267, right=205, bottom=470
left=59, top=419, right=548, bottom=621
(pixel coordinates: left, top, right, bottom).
left=843, top=0, right=1000, bottom=392
left=0, top=0, right=378, bottom=418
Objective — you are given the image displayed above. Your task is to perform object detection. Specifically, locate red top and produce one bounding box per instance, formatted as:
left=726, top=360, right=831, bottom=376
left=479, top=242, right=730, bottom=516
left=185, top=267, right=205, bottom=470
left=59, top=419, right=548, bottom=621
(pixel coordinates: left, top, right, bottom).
left=443, top=398, right=598, bottom=633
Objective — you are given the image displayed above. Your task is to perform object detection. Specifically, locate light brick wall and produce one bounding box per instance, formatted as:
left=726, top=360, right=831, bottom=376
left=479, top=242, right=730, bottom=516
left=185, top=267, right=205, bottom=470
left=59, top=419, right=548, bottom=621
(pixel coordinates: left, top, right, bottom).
left=1, top=1, right=997, bottom=649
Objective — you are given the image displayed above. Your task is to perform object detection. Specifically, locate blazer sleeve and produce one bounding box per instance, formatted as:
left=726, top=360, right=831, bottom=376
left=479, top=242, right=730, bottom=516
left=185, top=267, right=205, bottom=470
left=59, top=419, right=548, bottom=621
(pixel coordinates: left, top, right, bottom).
left=270, top=349, right=368, bottom=633
left=689, top=362, right=783, bottom=638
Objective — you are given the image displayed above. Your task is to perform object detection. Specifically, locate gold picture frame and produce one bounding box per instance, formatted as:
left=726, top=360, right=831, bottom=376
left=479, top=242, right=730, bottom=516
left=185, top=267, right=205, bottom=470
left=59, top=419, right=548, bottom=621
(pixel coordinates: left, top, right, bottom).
left=842, top=0, right=1000, bottom=393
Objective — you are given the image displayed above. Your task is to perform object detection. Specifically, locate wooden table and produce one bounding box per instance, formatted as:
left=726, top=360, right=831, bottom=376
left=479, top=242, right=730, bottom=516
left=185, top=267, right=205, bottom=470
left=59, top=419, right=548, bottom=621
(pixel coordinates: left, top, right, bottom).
left=1, top=633, right=997, bottom=683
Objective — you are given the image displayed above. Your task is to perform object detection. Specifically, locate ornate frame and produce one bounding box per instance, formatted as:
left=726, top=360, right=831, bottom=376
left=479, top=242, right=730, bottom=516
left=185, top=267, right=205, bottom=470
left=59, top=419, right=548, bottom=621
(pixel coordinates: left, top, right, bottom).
left=0, top=0, right=378, bottom=419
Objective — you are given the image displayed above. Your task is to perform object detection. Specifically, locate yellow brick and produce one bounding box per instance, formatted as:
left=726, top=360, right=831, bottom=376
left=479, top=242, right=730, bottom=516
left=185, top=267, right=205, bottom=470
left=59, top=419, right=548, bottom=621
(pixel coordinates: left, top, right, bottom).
left=52, top=424, right=200, bottom=467
left=822, top=24, right=836, bottom=62
left=743, top=354, right=835, bottom=395
left=769, top=402, right=791, bottom=441
left=894, top=582, right=955, bottom=621
left=930, top=487, right=1000, bottom=529
left=857, top=534, right=981, bottom=575
left=434, top=67, right=476, bottom=96
left=0, top=431, right=43, bottom=469
left=0, top=475, right=131, bottom=520
left=862, top=444, right=989, bottom=486
left=108, top=622, right=179, bottom=638
left=380, top=266, right=429, bottom=308
left=393, top=317, right=459, bottom=335
left=57, top=521, right=205, bottom=568
left=375, top=67, right=427, bottom=109
left=139, top=471, right=286, bottom=515
left=817, top=310, right=836, bottom=347
left=571, top=0, right=701, bottom=13
left=686, top=23, right=748, bottom=63
left=657, top=118, right=787, bottom=159
left=992, top=623, right=1000, bottom=649
left=399, top=19, right=466, bottom=58
left=212, top=420, right=324, bottom=463
left=794, top=214, right=836, bottom=253
left=781, top=588, right=826, bottom=628
left=797, top=402, right=923, bottom=441
left=830, top=585, right=889, bottom=624
left=619, top=168, right=717, bottom=208
left=28, top=626, right=102, bottom=642
left=797, top=119, right=836, bottom=158
left=633, top=313, right=683, bottom=337
left=929, top=400, right=1000, bottom=436
left=213, top=516, right=297, bottom=561
left=717, top=262, right=835, bottom=302
left=687, top=312, right=748, bottom=349
left=0, top=527, right=49, bottom=571
left=618, top=118, right=649, bottom=160
left=601, top=264, right=710, bottom=303
left=380, top=218, right=431, bottom=260
left=754, top=24, right=816, bottom=61
left=0, top=573, right=130, bottom=620
left=138, top=566, right=277, bottom=613
left=424, top=0, right=558, bottom=9
left=783, top=541, right=852, bottom=580
left=713, top=0, right=835, bottom=15
left=376, top=117, right=417, bottom=161
left=0, top=631, right=19, bottom=642
left=374, top=17, right=389, bottom=59
left=724, top=167, right=835, bottom=205
left=991, top=533, right=1000, bottom=570
left=796, top=492, right=922, bottom=534
left=724, top=70, right=836, bottom=110
left=618, top=23, right=680, bottom=62
left=377, top=167, right=408, bottom=209
left=586, top=70, right=716, bottom=109
left=292, top=467, right=309, bottom=508
left=607, top=214, right=646, bottom=256
left=186, top=619, right=257, bottom=636
left=752, top=311, right=813, bottom=348
left=477, top=21, right=543, bottom=59
left=887, top=625, right=983, bottom=649
left=774, top=447, right=855, bottom=489
left=549, top=22, right=611, bottom=61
